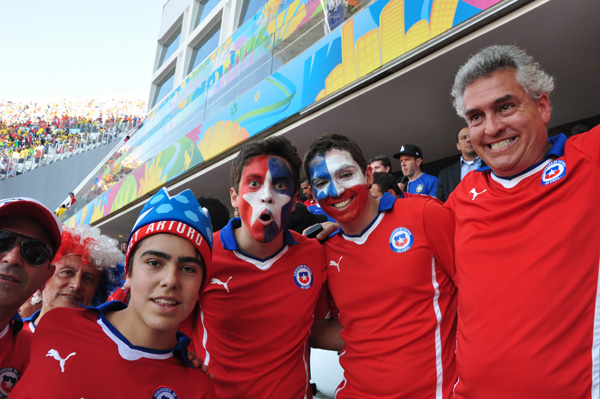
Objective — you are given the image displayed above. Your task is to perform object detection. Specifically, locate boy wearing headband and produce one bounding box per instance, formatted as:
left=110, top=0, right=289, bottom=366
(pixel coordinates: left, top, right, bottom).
left=11, top=188, right=216, bottom=398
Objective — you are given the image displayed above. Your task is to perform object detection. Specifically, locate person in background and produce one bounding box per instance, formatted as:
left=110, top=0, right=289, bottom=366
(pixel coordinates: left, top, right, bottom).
left=22, top=225, right=123, bottom=332
left=368, top=155, right=392, bottom=173
left=370, top=172, right=402, bottom=199
left=436, top=127, right=480, bottom=202
left=393, top=144, right=438, bottom=196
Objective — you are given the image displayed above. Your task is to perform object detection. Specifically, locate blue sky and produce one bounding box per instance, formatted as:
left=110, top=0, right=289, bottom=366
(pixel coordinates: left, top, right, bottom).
left=0, top=0, right=166, bottom=102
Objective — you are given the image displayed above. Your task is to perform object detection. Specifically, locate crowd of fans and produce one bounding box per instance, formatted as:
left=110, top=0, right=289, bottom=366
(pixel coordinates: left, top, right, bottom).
left=0, top=98, right=146, bottom=178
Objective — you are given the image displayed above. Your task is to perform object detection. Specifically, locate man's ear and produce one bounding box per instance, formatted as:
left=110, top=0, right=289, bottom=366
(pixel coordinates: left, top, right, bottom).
left=416, top=158, right=423, bottom=167
left=537, top=92, right=551, bottom=124
left=456, top=142, right=461, bottom=152
left=365, top=165, right=374, bottom=185
left=230, top=187, right=239, bottom=209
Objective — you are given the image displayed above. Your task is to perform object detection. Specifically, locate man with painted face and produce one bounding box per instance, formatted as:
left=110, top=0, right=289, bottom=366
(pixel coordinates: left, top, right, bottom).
left=304, top=133, right=457, bottom=399
left=193, top=136, right=328, bottom=399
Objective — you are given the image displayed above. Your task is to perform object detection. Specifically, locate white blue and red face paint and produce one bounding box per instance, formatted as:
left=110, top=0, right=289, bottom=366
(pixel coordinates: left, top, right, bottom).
left=307, top=149, right=369, bottom=224
left=238, top=156, right=295, bottom=243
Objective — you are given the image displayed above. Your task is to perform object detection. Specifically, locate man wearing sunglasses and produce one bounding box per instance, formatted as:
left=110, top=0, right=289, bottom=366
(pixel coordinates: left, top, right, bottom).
left=0, top=197, right=62, bottom=397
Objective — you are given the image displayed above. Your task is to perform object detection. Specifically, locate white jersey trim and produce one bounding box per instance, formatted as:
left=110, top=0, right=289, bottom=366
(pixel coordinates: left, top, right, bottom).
left=431, top=255, right=443, bottom=399
left=97, top=317, right=173, bottom=361
left=201, top=309, right=211, bottom=367
left=0, top=323, right=8, bottom=339
left=335, top=348, right=348, bottom=398
left=233, top=245, right=289, bottom=271
left=490, top=159, right=551, bottom=189
left=302, top=340, right=309, bottom=399
left=591, top=255, right=600, bottom=399
left=341, top=212, right=385, bottom=245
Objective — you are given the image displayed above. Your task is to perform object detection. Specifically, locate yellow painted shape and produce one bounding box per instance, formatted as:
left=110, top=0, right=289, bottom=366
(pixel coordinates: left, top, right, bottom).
left=198, top=121, right=250, bottom=160
left=138, top=153, right=167, bottom=197
left=430, top=0, right=458, bottom=36
left=380, top=0, right=406, bottom=64
left=89, top=198, right=105, bottom=224
left=405, top=20, right=430, bottom=51
left=356, top=28, right=381, bottom=77
left=315, top=89, right=326, bottom=101
left=325, top=63, right=345, bottom=95
left=341, top=20, right=357, bottom=85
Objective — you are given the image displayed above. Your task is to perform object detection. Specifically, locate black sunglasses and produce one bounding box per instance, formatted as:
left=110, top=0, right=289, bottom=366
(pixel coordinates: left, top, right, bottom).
left=0, top=230, right=53, bottom=266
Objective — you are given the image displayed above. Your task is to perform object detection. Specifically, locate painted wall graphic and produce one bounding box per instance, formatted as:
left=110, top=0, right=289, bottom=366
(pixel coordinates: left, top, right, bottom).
left=66, top=0, right=502, bottom=228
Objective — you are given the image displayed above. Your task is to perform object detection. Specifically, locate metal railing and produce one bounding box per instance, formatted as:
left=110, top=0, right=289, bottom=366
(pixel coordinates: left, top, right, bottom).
left=0, top=121, right=138, bottom=181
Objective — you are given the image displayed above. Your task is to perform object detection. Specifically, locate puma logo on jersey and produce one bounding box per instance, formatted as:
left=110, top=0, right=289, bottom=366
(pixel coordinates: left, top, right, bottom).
left=469, top=188, right=487, bottom=200
left=211, top=276, right=233, bottom=293
left=46, top=349, right=76, bottom=373
left=329, top=256, right=343, bottom=272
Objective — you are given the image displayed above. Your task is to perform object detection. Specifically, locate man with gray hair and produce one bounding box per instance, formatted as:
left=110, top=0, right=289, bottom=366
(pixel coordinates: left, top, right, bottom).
left=446, top=44, right=599, bottom=398
left=23, top=225, right=123, bottom=332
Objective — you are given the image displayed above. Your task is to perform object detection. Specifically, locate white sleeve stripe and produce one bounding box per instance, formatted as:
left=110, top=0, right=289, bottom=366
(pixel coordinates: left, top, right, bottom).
left=590, top=256, right=600, bottom=398
left=200, top=309, right=211, bottom=366
left=431, top=255, right=444, bottom=399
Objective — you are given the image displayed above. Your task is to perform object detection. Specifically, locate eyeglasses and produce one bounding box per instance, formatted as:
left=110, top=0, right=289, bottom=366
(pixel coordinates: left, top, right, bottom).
left=0, top=230, right=53, bottom=266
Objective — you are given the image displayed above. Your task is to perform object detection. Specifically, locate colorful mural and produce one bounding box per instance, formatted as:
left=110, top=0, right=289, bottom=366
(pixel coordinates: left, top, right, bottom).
left=66, top=0, right=502, bottom=228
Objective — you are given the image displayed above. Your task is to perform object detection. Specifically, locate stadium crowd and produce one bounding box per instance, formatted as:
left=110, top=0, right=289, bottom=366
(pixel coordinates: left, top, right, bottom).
left=0, top=98, right=145, bottom=178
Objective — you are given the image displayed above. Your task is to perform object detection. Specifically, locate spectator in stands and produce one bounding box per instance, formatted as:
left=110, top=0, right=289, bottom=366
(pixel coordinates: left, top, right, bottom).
left=368, top=155, right=392, bottom=173
left=300, top=177, right=317, bottom=206
left=436, top=127, right=480, bottom=202
left=197, top=196, right=231, bottom=232
left=393, top=144, right=438, bottom=196
left=66, top=192, right=76, bottom=208
left=55, top=205, right=67, bottom=217
left=22, top=225, right=123, bottom=332
left=370, top=172, right=402, bottom=199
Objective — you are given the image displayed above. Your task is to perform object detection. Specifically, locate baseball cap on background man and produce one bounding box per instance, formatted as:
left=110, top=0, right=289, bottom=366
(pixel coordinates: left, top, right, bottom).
left=0, top=197, right=63, bottom=256
left=125, top=187, right=214, bottom=278
left=393, top=144, right=423, bottom=159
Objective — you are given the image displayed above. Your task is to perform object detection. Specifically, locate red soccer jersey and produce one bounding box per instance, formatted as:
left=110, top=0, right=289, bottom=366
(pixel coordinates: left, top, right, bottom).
left=323, top=193, right=457, bottom=398
left=10, top=302, right=215, bottom=399
left=194, top=218, right=327, bottom=399
left=0, top=316, right=31, bottom=398
left=445, top=128, right=600, bottom=398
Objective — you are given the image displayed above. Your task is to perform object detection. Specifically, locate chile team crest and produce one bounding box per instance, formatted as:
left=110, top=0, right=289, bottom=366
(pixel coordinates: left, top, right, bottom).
left=0, top=367, right=21, bottom=399
left=389, top=227, right=414, bottom=253
left=293, top=265, right=313, bottom=289
left=541, top=160, right=566, bottom=185
left=152, top=386, right=178, bottom=399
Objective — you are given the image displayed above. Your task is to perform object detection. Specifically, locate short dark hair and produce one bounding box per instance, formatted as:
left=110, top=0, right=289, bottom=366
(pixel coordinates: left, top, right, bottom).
left=372, top=172, right=401, bottom=196
left=456, top=127, right=466, bottom=142
left=368, top=155, right=392, bottom=172
left=303, top=133, right=367, bottom=182
left=197, top=196, right=230, bottom=232
left=230, top=136, right=302, bottom=193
